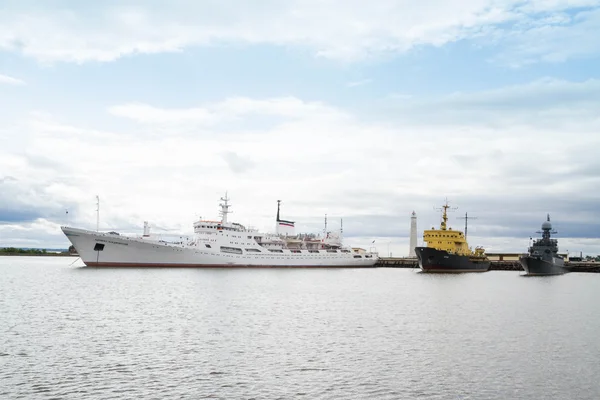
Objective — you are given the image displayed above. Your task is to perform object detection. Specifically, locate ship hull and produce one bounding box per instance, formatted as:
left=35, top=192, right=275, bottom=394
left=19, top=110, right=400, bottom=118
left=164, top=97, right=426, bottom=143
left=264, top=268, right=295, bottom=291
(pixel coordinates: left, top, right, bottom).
left=519, top=256, right=567, bottom=276
left=415, top=247, right=490, bottom=273
left=62, top=227, right=377, bottom=268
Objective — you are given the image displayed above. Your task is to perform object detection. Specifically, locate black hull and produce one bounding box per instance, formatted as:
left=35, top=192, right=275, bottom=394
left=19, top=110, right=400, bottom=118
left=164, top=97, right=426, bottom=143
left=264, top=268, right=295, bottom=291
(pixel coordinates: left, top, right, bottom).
left=415, top=247, right=490, bottom=273
left=519, top=256, right=567, bottom=276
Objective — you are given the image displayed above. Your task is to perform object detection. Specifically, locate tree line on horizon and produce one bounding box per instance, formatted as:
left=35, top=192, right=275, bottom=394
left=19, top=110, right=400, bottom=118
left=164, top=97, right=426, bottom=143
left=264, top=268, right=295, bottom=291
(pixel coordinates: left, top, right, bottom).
left=0, top=246, right=77, bottom=255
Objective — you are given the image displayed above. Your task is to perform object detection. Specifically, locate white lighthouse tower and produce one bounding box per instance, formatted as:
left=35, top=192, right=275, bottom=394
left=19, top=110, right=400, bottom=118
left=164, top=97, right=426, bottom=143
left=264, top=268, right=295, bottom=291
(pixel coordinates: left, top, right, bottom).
left=409, top=211, right=417, bottom=257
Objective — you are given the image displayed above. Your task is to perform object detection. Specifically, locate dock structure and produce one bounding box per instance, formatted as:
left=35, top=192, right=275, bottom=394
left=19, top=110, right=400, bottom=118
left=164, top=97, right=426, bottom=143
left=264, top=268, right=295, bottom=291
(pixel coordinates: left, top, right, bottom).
left=567, top=262, right=600, bottom=273
left=377, top=257, right=419, bottom=268
left=375, top=258, right=600, bottom=272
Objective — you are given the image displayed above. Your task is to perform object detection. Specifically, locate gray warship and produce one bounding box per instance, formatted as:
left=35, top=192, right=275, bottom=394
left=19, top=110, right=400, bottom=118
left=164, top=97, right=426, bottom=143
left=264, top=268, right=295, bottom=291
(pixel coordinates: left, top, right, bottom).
left=519, top=214, right=567, bottom=276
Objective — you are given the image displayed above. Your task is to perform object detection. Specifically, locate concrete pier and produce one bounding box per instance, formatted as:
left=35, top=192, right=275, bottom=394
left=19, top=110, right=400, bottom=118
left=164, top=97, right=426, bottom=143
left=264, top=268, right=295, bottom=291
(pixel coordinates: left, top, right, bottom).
left=375, top=258, right=600, bottom=272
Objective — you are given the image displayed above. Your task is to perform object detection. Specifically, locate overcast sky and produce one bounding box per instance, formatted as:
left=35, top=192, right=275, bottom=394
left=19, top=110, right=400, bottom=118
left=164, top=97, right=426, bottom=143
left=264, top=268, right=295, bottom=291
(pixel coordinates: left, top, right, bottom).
left=1, top=0, right=599, bottom=256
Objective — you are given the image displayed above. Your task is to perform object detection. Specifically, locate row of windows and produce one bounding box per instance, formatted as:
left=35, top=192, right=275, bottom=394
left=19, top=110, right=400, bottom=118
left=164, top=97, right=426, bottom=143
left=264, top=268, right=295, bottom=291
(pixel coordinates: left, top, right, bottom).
left=196, top=225, right=229, bottom=230
left=188, top=248, right=367, bottom=259
left=426, top=234, right=464, bottom=238
left=217, top=255, right=365, bottom=260
left=215, top=246, right=353, bottom=255
left=196, top=226, right=246, bottom=236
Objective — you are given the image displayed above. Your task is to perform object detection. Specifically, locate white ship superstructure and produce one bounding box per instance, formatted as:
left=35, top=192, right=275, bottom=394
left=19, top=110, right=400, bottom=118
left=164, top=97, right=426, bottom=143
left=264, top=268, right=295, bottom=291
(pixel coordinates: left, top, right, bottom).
left=62, top=194, right=378, bottom=268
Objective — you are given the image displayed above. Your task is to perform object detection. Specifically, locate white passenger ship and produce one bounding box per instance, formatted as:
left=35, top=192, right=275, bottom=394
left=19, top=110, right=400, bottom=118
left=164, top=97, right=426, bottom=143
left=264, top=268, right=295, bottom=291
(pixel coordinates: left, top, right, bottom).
left=61, top=194, right=378, bottom=268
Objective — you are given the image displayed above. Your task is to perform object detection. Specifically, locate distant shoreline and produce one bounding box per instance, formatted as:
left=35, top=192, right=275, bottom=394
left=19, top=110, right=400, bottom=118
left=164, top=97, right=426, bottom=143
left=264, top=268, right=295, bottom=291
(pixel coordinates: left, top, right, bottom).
left=0, top=253, right=78, bottom=257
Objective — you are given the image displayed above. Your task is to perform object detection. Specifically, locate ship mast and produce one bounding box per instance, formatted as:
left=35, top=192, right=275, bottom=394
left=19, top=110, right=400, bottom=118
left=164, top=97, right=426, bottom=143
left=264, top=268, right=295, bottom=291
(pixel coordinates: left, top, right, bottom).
left=544, top=213, right=552, bottom=240
left=442, top=203, right=448, bottom=230
left=276, top=199, right=282, bottom=235
left=435, top=198, right=457, bottom=231
left=96, top=195, right=100, bottom=232
left=219, top=192, right=232, bottom=224
left=458, top=212, right=477, bottom=240
left=276, top=200, right=281, bottom=221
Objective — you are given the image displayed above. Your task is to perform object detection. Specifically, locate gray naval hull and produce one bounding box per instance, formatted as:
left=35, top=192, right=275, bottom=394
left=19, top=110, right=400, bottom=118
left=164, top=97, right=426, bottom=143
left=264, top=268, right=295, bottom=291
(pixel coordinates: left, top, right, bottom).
left=415, top=247, right=490, bottom=273
left=519, top=256, right=567, bottom=276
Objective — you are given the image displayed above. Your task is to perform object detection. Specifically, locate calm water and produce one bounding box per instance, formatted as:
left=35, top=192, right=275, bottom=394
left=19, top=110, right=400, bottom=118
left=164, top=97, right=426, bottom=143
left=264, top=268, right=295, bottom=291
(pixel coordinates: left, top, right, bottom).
left=1, top=256, right=600, bottom=399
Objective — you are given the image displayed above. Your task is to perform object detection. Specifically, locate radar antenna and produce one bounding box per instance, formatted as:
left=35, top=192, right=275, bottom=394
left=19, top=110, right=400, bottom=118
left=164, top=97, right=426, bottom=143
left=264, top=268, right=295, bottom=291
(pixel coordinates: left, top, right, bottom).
left=219, top=191, right=232, bottom=224
left=535, top=213, right=557, bottom=240
left=434, top=197, right=457, bottom=230
left=458, top=212, right=477, bottom=240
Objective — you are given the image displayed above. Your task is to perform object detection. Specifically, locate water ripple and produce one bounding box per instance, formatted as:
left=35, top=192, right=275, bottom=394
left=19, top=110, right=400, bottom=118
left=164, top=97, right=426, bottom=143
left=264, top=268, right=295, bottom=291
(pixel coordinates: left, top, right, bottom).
left=1, top=257, right=600, bottom=399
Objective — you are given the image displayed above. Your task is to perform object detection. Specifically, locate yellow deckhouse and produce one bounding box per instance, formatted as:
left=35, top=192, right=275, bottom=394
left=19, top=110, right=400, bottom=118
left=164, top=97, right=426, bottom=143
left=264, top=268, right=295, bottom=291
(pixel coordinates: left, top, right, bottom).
left=423, top=201, right=487, bottom=259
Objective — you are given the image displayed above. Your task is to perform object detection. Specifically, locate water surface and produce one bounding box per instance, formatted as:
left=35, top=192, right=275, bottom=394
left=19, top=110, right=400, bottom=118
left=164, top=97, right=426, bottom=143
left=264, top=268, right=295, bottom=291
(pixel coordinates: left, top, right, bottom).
left=1, top=256, right=599, bottom=399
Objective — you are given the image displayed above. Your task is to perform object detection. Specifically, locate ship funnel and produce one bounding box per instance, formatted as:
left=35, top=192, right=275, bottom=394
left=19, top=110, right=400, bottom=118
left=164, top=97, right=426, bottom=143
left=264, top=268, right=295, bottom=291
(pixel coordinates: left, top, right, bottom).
left=143, top=221, right=150, bottom=237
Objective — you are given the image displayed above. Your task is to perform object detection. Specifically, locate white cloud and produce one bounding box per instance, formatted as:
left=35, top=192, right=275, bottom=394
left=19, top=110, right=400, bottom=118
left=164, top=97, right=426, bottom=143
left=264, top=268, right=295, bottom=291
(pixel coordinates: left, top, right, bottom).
left=221, top=151, right=256, bottom=174
left=2, top=77, right=600, bottom=255
left=0, top=219, right=64, bottom=246
left=383, top=77, right=600, bottom=131
left=347, top=79, right=372, bottom=88
left=108, top=97, right=347, bottom=126
left=0, top=73, right=25, bottom=85
left=108, top=103, right=218, bottom=125
left=489, top=8, right=600, bottom=66
left=0, top=1, right=598, bottom=64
